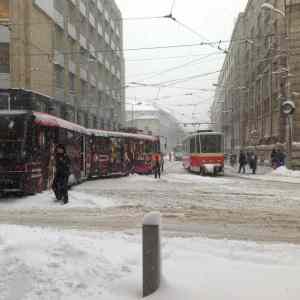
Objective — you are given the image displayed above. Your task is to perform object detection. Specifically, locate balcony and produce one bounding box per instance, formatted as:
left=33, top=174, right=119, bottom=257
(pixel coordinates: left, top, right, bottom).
left=110, top=19, right=115, bottom=31
left=89, top=44, right=96, bottom=58
left=98, top=81, right=104, bottom=91
left=68, top=23, right=77, bottom=40
left=97, top=0, right=104, bottom=13
left=0, top=73, right=10, bottom=89
left=111, top=65, right=115, bottom=76
left=79, top=0, right=87, bottom=17
left=89, top=14, right=96, bottom=29
left=104, top=9, right=109, bottom=22
left=53, top=9, right=64, bottom=29
left=97, top=23, right=103, bottom=36
left=69, top=60, right=76, bottom=74
left=104, top=60, right=110, bottom=71
left=53, top=50, right=65, bottom=67
left=80, top=68, right=88, bottom=81
left=104, top=32, right=110, bottom=45
left=0, top=26, right=9, bottom=43
left=97, top=52, right=104, bottom=64
left=116, top=47, right=121, bottom=58
left=79, top=34, right=88, bottom=49
left=116, top=70, right=121, bottom=80
left=111, top=40, right=116, bottom=51
left=90, top=74, right=97, bottom=87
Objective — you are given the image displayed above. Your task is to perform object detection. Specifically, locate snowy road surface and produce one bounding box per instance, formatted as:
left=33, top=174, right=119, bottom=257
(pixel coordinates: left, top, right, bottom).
left=1, top=163, right=300, bottom=299
left=0, top=162, right=300, bottom=243
left=1, top=225, right=300, bottom=300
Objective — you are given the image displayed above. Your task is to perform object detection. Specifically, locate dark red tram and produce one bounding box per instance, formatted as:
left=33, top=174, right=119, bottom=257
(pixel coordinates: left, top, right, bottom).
left=88, top=129, right=160, bottom=177
left=0, top=110, right=89, bottom=195
left=0, top=110, right=160, bottom=195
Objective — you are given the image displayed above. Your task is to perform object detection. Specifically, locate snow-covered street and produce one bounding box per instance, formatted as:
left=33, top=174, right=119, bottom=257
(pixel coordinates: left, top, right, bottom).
left=1, top=162, right=300, bottom=299
left=1, top=224, right=300, bottom=300
left=0, top=161, right=300, bottom=243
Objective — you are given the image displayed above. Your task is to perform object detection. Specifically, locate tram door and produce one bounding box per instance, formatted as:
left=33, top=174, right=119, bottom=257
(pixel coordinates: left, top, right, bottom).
left=81, top=136, right=86, bottom=178
left=80, top=135, right=91, bottom=179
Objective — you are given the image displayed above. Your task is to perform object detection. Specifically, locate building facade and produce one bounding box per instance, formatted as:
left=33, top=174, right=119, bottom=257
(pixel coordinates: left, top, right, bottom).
left=211, top=0, right=300, bottom=167
left=0, top=0, right=125, bottom=130
left=126, top=105, right=185, bottom=152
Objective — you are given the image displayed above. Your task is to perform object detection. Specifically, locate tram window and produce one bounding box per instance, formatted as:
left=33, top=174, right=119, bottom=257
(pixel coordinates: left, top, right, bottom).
left=145, top=142, right=151, bottom=153
left=196, top=135, right=201, bottom=153
left=200, top=135, right=222, bottom=153
left=0, top=115, right=24, bottom=140
left=190, top=137, right=196, bottom=153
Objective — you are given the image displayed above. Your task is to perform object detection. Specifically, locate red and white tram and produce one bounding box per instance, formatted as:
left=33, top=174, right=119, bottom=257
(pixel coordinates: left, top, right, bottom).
left=182, top=131, right=224, bottom=176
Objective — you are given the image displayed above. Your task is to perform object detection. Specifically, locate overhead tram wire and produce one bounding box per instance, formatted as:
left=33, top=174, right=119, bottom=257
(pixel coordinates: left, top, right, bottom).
left=128, top=70, right=221, bottom=90
left=2, top=15, right=168, bottom=27
left=162, top=12, right=228, bottom=54
left=170, top=0, right=177, bottom=14
left=6, top=15, right=300, bottom=47
left=7, top=41, right=226, bottom=59
left=7, top=32, right=300, bottom=59
left=132, top=52, right=223, bottom=82
left=126, top=51, right=220, bottom=62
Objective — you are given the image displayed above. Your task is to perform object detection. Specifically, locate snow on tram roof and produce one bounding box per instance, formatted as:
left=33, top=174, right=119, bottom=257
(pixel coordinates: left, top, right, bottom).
left=0, top=110, right=87, bottom=133
left=33, top=112, right=87, bottom=133
left=88, top=129, right=158, bottom=141
left=189, top=131, right=223, bottom=137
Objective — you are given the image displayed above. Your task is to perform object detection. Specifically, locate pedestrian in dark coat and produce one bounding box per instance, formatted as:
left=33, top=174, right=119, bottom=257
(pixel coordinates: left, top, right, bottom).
left=52, top=144, right=71, bottom=204
left=270, top=149, right=277, bottom=169
left=160, top=153, right=164, bottom=173
left=238, top=151, right=247, bottom=174
left=249, top=152, right=258, bottom=174
left=277, top=149, right=286, bottom=167
left=154, top=154, right=161, bottom=179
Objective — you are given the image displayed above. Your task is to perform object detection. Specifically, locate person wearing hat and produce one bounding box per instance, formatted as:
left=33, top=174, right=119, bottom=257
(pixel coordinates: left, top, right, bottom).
left=52, top=144, right=71, bottom=204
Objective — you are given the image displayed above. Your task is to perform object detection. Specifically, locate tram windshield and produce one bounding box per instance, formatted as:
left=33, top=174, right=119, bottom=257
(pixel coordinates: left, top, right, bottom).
left=0, top=114, right=26, bottom=160
left=200, top=134, right=223, bottom=153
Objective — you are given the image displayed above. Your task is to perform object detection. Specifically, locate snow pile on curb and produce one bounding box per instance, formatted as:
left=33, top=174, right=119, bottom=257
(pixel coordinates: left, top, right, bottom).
left=272, top=166, right=300, bottom=178
left=1, top=225, right=300, bottom=299
left=0, top=190, right=116, bottom=210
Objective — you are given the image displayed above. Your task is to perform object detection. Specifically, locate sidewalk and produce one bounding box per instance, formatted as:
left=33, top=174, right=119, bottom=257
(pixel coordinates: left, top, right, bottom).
left=226, top=164, right=300, bottom=184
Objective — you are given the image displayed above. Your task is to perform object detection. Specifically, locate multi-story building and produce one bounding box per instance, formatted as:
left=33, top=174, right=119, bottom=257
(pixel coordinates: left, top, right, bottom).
left=126, top=104, right=185, bottom=152
left=0, top=0, right=125, bottom=130
left=211, top=0, right=300, bottom=167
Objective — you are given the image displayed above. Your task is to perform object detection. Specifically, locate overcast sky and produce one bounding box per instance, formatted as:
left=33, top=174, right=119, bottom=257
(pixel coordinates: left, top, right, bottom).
left=115, top=0, right=249, bottom=128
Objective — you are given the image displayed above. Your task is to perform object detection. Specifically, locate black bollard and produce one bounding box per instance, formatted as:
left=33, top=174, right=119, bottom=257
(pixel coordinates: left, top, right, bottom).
left=143, top=212, right=161, bottom=297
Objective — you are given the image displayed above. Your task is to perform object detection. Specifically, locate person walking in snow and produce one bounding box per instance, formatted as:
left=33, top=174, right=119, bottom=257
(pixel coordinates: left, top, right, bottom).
left=248, top=151, right=258, bottom=174
left=52, top=144, right=71, bottom=204
left=270, top=148, right=278, bottom=169
left=160, top=153, right=164, bottom=173
left=154, top=154, right=161, bottom=179
left=277, top=149, right=286, bottom=167
left=238, top=150, right=247, bottom=174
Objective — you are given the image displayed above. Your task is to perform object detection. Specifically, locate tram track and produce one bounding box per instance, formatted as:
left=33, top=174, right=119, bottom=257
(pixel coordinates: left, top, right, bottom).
left=0, top=162, right=299, bottom=244
left=1, top=204, right=300, bottom=244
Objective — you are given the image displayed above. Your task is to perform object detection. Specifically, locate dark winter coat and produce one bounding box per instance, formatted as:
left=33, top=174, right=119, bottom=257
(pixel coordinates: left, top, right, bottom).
left=55, top=153, right=71, bottom=179
left=249, top=154, right=257, bottom=170
left=239, top=152, right=247, bottom=165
